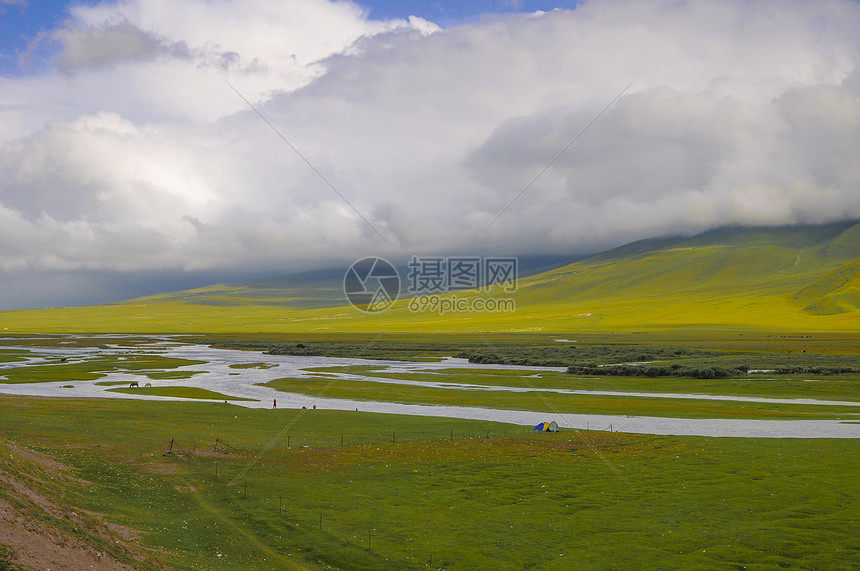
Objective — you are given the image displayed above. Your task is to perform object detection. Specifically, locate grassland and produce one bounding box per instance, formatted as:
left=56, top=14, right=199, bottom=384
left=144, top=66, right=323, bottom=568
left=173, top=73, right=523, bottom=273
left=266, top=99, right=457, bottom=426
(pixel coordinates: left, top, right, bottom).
left=0, top=222, right=857, bottom=334
left=0, top=394, right=857, bottom=570
left=107, top=386, right=256, bottom=401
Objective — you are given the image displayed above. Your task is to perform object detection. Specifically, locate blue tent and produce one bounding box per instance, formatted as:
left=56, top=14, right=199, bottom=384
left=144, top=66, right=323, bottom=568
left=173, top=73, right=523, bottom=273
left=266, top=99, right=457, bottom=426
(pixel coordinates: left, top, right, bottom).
left=533, top=421, right=559, bottom=432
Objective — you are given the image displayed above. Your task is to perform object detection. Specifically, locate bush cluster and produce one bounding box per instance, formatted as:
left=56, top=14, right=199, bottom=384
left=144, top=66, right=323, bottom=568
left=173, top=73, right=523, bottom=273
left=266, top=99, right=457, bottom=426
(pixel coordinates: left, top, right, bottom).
left=460, top=352, right=569, bottom=367
left=456, top=345, right=721, bottom=369
left=567, top=364, right=743, bottom=378
left=772, top=366, right=857, bottom=375
left=567, top=364, right=858, bottom=377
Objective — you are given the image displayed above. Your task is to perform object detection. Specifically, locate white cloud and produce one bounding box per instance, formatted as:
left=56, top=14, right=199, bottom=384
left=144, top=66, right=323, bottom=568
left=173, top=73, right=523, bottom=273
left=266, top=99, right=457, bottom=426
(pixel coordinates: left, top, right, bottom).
left=0, top=0, right=859, bottom=307
left=4, top=0, right=438, bottom=133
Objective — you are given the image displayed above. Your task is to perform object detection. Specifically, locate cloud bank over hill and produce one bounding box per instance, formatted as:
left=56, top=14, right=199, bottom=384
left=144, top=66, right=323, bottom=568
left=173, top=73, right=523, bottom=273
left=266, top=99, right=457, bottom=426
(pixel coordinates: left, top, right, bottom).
left=1, top=0, right=859, bottom=307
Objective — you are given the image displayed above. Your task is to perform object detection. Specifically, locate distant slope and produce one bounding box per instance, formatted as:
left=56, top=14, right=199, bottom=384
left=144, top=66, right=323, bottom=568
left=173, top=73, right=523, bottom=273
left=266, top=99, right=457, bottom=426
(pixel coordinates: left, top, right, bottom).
left=794, top=259, right=860, bottom=315
left=505, top=220, right=860, bottom=329
left=146, top=267, right=350, bottom=310
left=134, top=255, right=580, bottom=310
left=1, top=221, right=857, bottom=333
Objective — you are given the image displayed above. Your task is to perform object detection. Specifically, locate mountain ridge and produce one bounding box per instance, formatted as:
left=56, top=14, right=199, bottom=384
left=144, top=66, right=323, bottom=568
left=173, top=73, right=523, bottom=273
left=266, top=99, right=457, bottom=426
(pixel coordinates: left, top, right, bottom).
left=1, top=220, right=857, bottom=332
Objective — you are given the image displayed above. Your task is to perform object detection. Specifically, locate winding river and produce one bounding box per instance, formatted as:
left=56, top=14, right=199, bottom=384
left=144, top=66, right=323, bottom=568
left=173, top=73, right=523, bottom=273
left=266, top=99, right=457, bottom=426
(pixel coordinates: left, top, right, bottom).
left=1, top=339, right=858, bottom=439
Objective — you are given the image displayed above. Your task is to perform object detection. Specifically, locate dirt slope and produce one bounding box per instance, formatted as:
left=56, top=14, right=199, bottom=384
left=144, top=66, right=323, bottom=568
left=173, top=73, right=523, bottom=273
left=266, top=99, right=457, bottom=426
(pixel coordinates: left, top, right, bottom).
left=0, top=437, right=164, bottom=571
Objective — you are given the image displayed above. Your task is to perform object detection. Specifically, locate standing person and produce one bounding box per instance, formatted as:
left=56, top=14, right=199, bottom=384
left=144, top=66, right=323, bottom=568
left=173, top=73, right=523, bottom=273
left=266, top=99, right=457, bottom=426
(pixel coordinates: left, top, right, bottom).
left=273, top=398, right=277, bottom=409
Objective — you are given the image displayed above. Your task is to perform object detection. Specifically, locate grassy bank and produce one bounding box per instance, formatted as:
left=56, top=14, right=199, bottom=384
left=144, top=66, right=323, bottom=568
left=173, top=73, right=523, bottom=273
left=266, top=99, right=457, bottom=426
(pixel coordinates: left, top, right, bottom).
left=264, top=376, right=860, bottom=420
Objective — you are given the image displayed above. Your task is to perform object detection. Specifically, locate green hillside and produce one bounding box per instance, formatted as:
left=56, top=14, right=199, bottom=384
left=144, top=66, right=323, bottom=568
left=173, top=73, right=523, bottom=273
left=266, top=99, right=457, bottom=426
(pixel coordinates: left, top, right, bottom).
left=495, top=220, right=860, bottom=331
left=1, top=221, right=858, bottom=333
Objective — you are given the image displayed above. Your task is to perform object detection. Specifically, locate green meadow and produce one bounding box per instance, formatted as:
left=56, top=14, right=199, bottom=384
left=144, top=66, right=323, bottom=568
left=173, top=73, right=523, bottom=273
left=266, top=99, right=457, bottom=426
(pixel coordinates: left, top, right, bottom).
left=107, top=386, right=256, bottom=401
left=0, top=396, right=858, bottom=570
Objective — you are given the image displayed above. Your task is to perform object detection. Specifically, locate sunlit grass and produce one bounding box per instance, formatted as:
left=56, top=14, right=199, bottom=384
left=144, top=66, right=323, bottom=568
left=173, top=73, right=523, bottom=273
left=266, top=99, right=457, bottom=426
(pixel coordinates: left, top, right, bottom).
left=107, top=386, right=256, bottom=401
left=228, top=363, right=278, bottom=369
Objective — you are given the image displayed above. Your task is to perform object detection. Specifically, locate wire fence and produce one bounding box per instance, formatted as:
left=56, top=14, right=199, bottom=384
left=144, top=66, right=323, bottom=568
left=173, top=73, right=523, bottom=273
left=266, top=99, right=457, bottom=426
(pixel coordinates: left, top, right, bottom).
left=171, top=424, right=541, bottom=460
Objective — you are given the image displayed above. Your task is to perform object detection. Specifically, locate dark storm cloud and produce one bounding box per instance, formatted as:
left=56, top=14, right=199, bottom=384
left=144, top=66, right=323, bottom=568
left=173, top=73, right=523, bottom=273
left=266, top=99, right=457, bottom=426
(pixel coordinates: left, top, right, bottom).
left=52, top=20, right=192, bottom=73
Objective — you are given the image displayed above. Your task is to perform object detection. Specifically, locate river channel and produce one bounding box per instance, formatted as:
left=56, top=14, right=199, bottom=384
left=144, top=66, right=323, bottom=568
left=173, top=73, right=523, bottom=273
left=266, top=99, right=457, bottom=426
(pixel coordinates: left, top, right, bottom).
left=1, top=338, right=857, bottom=438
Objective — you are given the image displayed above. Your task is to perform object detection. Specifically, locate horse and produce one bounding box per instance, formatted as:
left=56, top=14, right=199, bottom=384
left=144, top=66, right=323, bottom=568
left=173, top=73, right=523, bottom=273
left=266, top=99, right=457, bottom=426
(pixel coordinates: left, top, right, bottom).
left=129, top=381, right=139, bottom=388
left=144, top=383, right=152, bottom=388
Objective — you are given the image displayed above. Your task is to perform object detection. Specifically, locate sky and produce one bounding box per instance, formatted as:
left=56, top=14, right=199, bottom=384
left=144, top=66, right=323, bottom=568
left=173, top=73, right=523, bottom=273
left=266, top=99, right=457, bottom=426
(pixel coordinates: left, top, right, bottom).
left=0, top=0, right=859, bottom=309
